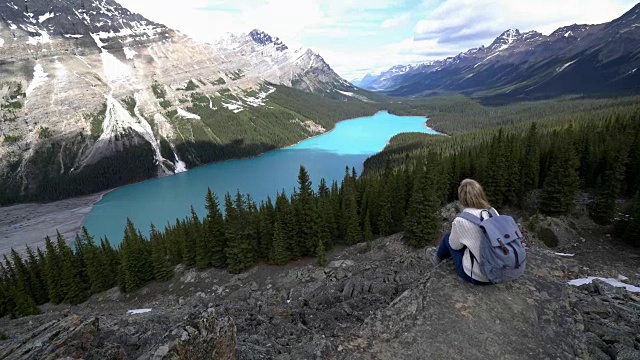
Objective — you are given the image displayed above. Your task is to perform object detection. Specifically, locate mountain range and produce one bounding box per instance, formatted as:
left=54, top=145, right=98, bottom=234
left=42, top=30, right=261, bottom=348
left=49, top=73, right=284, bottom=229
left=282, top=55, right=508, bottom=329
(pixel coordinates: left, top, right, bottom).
left=355, top=3, right=640, bottom=101
left=0, top=0, right=366, bottom=203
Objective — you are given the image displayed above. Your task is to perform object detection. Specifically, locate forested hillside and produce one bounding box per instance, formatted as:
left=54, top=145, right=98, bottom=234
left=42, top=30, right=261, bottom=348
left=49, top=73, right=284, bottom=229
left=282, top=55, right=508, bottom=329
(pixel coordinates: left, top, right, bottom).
left=2, top=97, right=639, bottom=317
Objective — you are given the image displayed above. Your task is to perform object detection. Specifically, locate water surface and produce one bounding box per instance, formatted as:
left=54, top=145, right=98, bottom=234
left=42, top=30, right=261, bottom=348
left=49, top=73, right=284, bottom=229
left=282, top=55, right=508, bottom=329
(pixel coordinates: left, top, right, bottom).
left=83, top=111, right=438, bottom=246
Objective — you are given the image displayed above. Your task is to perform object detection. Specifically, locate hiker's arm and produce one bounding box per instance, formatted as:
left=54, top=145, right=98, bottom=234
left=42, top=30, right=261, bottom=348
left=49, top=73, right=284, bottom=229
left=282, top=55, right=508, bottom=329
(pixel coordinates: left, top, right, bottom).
left=449, top=218, right=465, bottom=250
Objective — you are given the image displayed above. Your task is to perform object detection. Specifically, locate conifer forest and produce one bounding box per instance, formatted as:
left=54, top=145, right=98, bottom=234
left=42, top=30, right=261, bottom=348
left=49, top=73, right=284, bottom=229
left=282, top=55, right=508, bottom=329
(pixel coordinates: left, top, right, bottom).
left=1, top=96, right=639, bottom=318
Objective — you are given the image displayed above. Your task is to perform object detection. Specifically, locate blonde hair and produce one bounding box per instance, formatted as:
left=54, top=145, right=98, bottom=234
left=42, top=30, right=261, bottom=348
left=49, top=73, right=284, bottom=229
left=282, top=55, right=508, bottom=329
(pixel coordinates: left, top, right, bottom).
left=458, top=179, right=491, bottom=209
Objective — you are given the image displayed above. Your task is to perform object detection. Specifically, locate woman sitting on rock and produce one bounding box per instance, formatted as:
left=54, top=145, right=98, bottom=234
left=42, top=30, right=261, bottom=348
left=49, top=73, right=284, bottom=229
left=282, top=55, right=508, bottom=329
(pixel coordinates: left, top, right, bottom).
left=433, top=179, right=492, bottom=285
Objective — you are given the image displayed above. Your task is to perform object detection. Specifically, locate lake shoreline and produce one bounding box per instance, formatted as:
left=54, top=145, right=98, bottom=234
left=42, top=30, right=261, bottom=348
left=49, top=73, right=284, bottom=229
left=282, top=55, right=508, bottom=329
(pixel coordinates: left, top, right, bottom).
left=3, top=111, right=433, bottom=252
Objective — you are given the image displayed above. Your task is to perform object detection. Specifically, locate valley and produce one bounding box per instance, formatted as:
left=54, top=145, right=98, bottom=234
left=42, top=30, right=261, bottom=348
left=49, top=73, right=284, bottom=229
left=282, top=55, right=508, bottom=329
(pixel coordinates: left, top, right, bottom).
left=1, top=1, right=640, bottom=359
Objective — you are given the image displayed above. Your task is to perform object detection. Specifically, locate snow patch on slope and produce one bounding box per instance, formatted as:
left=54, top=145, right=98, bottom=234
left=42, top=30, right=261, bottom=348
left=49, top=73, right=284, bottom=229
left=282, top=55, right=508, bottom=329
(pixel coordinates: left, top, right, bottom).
left=338, top=90, right=354, bottom=96
left=127, top=308, right=152, bottom=314
left=123, top=47, right=137, bottom=60
left=0, top=38, right=4, bottom=47
left=27, top=30, right=51, bottom=45
left=64, top=34, right=84, bottom=38
left=568, top=276, right=640, bottom=292
left=38, top=12, right=55, bottom=23
left=557, top=59, right=578, bottom=73
left=176, top=107, right=201, bottom=120
left=26, top=63, right=49, bottom=97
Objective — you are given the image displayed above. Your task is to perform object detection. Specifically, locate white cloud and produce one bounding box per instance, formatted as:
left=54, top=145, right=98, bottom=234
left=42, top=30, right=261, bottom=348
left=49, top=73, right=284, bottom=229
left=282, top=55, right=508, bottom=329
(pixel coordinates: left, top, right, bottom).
left=415, top=0, right=639, bottom=42
left=117, top=0, right=639, bottom=81
left=381, top=13, right=411, bottom=29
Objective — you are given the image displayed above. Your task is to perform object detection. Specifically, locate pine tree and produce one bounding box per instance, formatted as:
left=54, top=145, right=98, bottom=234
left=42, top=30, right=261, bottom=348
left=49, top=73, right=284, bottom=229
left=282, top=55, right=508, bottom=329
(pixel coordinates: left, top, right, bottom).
left=205, top=189, right=227, bottom=268
left=540, top=138, right=580, bottom=215
left=404, top=160, right=442, bottom=248
left=43, top=235, right=64, bottom=304
left=150, top=224, right=173, bottom=281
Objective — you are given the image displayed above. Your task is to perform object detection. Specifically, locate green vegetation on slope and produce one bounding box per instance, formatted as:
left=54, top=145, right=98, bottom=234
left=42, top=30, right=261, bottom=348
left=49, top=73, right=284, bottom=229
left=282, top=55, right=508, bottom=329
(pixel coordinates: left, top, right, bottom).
left=4, top=102, right=639, bottom=315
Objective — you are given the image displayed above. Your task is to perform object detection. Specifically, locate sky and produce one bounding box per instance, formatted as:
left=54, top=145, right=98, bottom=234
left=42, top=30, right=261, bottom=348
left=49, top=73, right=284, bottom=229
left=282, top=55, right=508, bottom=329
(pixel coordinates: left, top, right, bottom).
left=118, top=0, right=639, bottom=81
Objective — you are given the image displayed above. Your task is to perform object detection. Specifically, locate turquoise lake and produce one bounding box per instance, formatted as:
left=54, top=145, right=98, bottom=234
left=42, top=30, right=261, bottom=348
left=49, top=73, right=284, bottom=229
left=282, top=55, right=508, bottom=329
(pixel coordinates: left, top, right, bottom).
left=83, top=111, right=438, bottom=246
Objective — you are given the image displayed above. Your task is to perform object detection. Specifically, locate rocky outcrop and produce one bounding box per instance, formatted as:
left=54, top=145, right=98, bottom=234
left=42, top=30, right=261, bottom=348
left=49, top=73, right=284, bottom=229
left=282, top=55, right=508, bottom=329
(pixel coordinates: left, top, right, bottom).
left=164, top=310, right=237, bottom=360
left=1, top=216, right=639, bottom=359
left=0, top=308, right=237, bottom=360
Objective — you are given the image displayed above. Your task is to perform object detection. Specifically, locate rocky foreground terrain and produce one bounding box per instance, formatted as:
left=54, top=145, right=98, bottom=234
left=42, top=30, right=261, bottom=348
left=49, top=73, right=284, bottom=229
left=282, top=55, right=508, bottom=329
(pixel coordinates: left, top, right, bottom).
left=0, top=209, right=639, bottom=359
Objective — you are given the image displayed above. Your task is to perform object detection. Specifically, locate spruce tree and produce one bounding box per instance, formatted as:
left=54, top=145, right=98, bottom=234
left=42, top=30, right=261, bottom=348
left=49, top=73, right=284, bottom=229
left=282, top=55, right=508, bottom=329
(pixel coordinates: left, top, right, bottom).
left=80, top=227, right=112, bottom=294
left=43, top=236, right=64, bottom=304
left=484, top=129, right=509, bottom=207
left=316, top=236, right=328, bottom=267
left=25, top=246, right=47, bottom=305
left=258, top=197, right=275, bottom=261
left=363, top=210, right=374, bottom=244
left=404, top=160, right=441, bottom=248
left=205, top=188, right=227, bottom=268
left=150, top=224, right=173, bottom=281
left=120, top=219, right=153, bottom=293
left=316, top=179, right=334, bottom=250
left=520, top=122, right=541, bottom=199
left=540, top=139, right=580, bottom=216
left=591, top=146, right=629, bottom=225
left=269, top=220, right=290, bottom=265
left=191, top=208, right=210, bottom=270
left=225, top=192, right=256, bottom=273
left=9, top=249, right=36, bottom=306
left=377, top=186, right=393, bottom=236
left=11, top=285, right=39, bottom=318
left=57, top=232, right=88, bottom=305
left=99, top=237, right=118, bottom=287
left=344, top=192, right=362, bottom=245
left=183, top=208, right=199, bottom=268
left=294, top=166, right=318, bottom=256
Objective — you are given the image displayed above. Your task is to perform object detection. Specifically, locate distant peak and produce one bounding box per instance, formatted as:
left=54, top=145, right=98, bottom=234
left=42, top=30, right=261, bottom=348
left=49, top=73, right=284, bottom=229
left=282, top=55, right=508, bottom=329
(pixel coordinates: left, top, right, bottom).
left=549, top=24, right=590, bottom=37
left=489, top=29, right=523, bottom=50
left=249, top=29, right=288, bottom=51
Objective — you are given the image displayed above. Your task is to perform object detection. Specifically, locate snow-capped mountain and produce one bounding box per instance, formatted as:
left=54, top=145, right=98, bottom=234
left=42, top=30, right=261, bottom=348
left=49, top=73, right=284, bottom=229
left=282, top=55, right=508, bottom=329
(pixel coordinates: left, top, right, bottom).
left=359, top=3, right=640, bottom=99
left=0, top=0, right=356, bottom=203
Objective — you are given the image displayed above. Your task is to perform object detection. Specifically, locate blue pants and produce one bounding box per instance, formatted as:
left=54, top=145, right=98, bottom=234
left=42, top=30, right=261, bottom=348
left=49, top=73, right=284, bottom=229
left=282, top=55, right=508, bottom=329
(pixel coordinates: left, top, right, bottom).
left=436, top=233, right=491, bottom=286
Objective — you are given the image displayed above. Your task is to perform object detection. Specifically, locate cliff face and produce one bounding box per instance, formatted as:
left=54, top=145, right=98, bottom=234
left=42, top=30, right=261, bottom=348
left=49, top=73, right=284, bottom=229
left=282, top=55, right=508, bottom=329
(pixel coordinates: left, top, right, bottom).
left=0, top=0, right=353, bottom=203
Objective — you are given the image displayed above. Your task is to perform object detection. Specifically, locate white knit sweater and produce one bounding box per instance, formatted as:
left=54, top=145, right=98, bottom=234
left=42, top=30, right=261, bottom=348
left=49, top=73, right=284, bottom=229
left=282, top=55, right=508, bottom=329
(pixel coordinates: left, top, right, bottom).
left=448, top=207, right=497, bottom=283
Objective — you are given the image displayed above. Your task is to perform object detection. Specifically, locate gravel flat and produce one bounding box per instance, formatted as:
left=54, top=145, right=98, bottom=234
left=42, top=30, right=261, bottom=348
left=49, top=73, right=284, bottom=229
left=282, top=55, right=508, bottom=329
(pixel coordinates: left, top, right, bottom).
left=0, top=192, right=106, bottom=256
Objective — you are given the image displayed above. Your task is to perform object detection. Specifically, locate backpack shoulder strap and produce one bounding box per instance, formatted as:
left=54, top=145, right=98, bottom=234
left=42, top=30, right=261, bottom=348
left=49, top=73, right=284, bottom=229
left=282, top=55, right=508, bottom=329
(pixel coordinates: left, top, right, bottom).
left=456, top=211, right=483, bottom=226
left=488, top=208, right=499, bottom=218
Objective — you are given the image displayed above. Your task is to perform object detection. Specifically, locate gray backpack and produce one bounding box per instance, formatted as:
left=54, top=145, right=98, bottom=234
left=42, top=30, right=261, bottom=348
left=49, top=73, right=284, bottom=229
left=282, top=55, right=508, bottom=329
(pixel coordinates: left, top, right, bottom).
left=456, top=208, right=526, bottom=283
